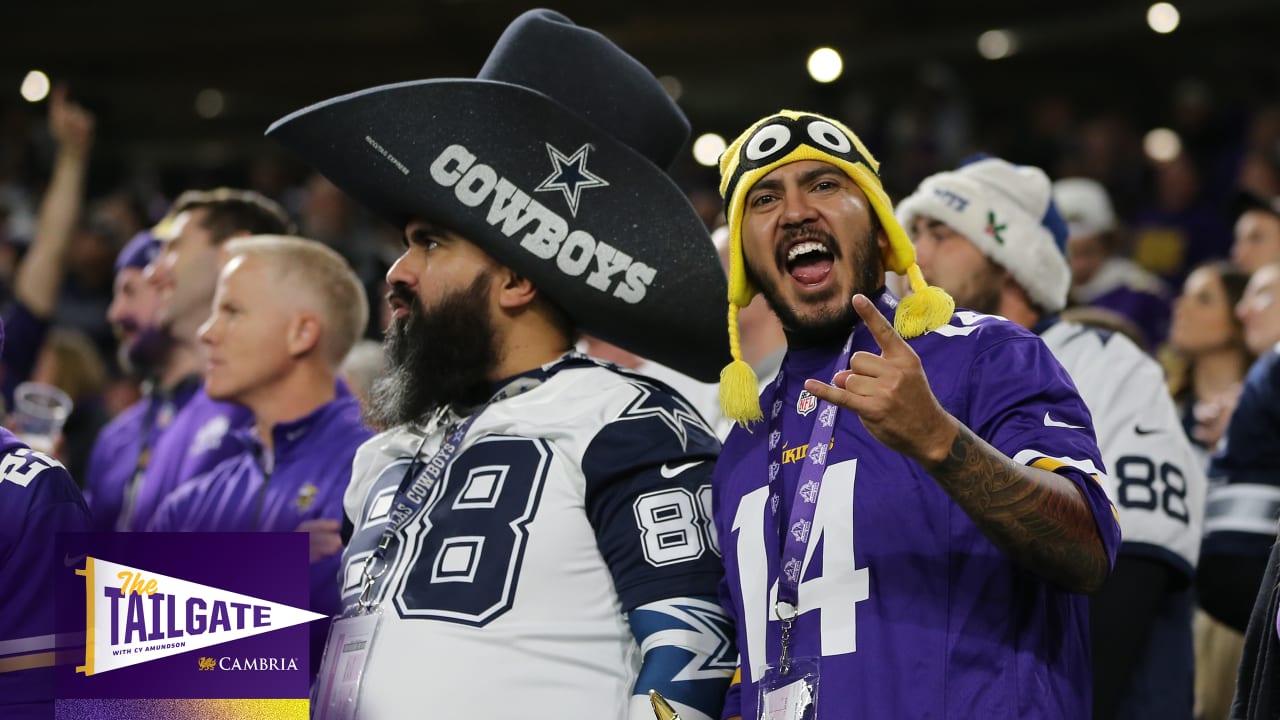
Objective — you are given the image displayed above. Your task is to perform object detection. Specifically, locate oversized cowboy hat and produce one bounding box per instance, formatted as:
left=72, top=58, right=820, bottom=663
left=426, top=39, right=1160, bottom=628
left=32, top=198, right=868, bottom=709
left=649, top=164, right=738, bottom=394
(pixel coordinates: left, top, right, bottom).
left=266, top=9, right=729, bottom=382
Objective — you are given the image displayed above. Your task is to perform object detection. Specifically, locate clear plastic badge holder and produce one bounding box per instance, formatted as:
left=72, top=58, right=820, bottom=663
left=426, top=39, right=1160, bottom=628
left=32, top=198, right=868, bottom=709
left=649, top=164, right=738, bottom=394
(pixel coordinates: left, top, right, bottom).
left=758, top=657, right=820, bottom=720
left=313, top=609, right=382, bottom=720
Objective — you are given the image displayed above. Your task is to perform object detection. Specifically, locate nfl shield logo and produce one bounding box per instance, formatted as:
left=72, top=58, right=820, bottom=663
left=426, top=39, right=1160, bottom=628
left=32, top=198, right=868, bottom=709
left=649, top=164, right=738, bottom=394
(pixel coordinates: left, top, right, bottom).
left=796, top=390, right=818, bottom=416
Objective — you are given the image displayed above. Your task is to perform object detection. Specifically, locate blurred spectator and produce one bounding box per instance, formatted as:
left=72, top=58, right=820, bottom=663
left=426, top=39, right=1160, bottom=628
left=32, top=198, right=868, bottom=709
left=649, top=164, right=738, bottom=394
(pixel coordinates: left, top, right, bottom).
left=82, top=230, right=199, bottom=531
left=1055, top=177, right=1172, bottom=348
left=1190, top=262, right=1277, bottom=720
left=1166, top=262, right=1254, bottom=461
left=1230, top=192, right=1280, bottom=275
left=901, top=156, right=1206, bottom=720
left=339, top=339, right=385, bottom=425
left=123, top=188, right=289, bottom=530
left=1131, top=154, right=1233, bottom=285
left=301, top=174, right=396, bottom=339
left=1237, top=262, right=1280, bottom=357
left=1, top=86, right=94, bottom=410
left=30, top=327, right=108, bottom=483
left=147, top=235, right=371, bottom=679
left=1197, top=262, right=1280, bottom=665
left=0, top=383, right=90, bottom=719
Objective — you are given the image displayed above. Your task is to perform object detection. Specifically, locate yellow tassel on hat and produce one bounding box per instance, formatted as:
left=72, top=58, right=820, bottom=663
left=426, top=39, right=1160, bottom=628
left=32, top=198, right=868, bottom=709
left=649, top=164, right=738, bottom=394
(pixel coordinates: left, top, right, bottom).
left=720, top=304, right=763, bottom=427
left=895, top=265, right=956, bottom=338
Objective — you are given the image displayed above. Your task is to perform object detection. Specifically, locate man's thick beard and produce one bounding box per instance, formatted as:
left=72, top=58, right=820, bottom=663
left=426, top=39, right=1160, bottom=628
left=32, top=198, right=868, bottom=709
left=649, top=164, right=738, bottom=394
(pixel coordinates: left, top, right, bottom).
left=746, top=222, right=883, bottom=347
left=117, top=324, right=175, bottom=380
left=366, top=274, right=500, bottom=430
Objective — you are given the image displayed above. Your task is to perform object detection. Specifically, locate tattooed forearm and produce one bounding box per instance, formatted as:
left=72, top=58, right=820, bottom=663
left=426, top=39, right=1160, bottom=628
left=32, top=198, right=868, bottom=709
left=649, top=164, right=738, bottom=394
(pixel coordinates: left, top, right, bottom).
left=923, top=424, right=1109, bottom=593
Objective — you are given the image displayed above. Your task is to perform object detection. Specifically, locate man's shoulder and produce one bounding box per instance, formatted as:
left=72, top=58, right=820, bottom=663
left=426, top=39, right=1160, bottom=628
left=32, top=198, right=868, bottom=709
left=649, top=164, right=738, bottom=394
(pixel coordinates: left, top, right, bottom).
left=910, top=311, right=1047, bottom=387
left=914, top=310, right=1037, bottom=351
left=305, top=395, right=375, bottom=451
left=1252, top=347, right=1280, bottom=385
left=1043, top=320, right=1158, bottom=381
left=0, top=445, right=85, bottom=519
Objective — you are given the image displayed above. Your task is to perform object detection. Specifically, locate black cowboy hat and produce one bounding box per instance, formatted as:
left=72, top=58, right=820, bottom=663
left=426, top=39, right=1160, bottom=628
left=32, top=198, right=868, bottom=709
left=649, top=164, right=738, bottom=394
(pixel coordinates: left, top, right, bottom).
left=266, top=9, right=729, bottom=382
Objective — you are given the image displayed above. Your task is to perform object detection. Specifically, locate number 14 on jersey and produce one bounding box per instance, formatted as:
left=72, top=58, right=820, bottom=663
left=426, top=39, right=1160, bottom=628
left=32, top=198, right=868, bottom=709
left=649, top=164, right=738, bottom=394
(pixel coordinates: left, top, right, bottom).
left=731, top=459, right=870, bottom=683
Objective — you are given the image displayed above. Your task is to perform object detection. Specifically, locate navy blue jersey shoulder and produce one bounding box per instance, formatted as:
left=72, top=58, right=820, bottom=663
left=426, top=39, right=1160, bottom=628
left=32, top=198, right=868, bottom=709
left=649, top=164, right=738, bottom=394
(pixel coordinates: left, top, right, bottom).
left=581, top=367, right=723, bottom=611
left=1210, top=349, right=1280, bottom=486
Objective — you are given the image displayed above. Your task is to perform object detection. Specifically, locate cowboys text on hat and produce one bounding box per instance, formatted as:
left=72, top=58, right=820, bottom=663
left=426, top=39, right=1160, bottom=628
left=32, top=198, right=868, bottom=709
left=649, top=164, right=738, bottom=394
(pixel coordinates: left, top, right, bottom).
left=430, top=143, right=656, bottom=304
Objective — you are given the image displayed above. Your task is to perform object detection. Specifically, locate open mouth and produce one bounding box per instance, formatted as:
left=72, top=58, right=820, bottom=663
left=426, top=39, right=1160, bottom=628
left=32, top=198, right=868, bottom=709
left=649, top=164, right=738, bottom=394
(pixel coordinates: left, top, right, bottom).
left=386, top=293, right=411, bottom=320
left=785, top=240, right=835, bottom=287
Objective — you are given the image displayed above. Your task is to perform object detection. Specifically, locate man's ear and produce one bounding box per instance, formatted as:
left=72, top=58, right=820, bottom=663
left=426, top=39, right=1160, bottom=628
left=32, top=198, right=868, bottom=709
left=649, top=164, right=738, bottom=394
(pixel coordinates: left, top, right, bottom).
left=875, top=225, right=892, bottom=273
left=287, top=312, right=322, bottom=358
left=496, top=267, right=538, bottom=310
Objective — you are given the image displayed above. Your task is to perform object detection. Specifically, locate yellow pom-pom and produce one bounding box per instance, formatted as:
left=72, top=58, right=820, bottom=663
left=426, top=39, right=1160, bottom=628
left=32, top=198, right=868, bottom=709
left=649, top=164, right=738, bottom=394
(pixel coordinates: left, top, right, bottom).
left=895, top=284, right=955, bottom=339
left=719, top=359, right=763, bottom=428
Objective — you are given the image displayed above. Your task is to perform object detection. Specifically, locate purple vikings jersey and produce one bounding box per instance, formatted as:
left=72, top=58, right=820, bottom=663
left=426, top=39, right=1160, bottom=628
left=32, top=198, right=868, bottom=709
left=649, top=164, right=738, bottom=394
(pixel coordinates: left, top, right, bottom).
left=713, top=291, right=1120, bottom=720
left=82, top=379, right=200, bottom=531
left=126, top=385, right=253, bottom=531
left=147, top=389, right=371, bottom=672
left=0, top=427, right=91, bottom=719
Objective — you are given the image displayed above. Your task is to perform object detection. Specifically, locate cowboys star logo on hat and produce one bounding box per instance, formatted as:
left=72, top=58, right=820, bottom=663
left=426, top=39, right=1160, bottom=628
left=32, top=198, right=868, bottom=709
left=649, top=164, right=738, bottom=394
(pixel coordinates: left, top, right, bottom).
left=535, top=143, right=608, bottom=217
left=266, top=9, right=728, bottom=382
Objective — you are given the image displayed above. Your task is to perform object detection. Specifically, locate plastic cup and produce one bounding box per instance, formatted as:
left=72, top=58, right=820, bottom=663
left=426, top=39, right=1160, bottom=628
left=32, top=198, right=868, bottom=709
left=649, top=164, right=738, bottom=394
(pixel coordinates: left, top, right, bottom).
left=12, top=381, right=73, bottom=454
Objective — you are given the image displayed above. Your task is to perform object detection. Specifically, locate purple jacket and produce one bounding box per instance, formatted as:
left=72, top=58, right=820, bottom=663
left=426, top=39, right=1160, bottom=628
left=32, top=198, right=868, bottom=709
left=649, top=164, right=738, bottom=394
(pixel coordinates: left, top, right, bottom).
left=82, top=378, right=201, bottom=531
left=125, top=385, right=253, bottom=531
left=147, top=388, right=371, bottom=674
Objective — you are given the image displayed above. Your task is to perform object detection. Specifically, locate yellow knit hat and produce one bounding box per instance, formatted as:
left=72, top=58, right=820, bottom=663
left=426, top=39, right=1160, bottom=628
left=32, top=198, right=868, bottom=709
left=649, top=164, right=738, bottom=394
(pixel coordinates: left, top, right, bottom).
left=717, top=110, right=954, bottom=427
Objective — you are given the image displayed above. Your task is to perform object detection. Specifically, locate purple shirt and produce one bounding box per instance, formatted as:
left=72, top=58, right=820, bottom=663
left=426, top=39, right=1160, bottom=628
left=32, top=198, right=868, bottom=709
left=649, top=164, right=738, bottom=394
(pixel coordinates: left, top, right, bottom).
left=82, top=378, right=201, bottom=532
left=126, top=385, right=253, bottom=531
left=147, top=388, right=371, bottom=674
left=713, top=291, right=1120, bottom=720
left=0, top=427, right=91, bottom=719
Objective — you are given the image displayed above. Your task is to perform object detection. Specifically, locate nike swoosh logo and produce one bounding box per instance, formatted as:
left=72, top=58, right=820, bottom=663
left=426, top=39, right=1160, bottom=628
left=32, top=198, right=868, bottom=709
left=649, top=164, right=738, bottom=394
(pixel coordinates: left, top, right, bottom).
left=660, top=461, right=705, bottom=478
left=64, top=553, right=87, bottom=568
left=1134, top=426, right=1162, bottom=435
left=1043, top=412, right=1084, bottom=430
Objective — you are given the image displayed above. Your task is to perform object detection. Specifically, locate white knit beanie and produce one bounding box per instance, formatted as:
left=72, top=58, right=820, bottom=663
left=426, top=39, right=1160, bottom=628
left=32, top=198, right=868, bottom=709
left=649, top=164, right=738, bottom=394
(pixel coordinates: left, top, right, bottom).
left=896, top=156, right=1071, bottom=313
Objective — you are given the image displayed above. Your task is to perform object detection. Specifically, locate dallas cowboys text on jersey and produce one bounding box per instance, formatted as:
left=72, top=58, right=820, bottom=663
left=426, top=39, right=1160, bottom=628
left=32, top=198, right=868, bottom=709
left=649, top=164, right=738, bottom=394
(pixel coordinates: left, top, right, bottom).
left=338, top=357, right=730, bottom=719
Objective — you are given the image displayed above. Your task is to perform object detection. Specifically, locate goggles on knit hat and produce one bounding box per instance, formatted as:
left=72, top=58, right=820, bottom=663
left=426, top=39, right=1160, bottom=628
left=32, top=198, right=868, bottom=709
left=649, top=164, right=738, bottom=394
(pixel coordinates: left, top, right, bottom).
left=717, top=110, right=954, bottom=427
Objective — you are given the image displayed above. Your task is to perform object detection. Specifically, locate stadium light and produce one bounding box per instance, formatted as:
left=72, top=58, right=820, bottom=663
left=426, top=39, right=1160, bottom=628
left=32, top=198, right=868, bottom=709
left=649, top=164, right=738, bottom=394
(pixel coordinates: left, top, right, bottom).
left=977, top=30, right=1018, bottom=60
left=1147, top=3, right=1180, bottom=33
left=1143, top=128, right=1182, bottom=162
left=195, top=89, right=225, bottom=119
left=693, top=133, right=727, bottom=167
left=807, top=48, right=843, bottom=84
left=658, top=75, right=683, bottom=101
left=20, top=71, right=50, bottom=103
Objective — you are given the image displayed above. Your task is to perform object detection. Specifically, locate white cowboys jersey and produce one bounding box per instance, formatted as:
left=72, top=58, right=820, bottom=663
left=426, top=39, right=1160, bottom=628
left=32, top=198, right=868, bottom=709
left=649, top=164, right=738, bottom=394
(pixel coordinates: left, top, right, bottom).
left=339, top=359, right=723, bottom=719
left=1042, top=321, right=1206, bottom=576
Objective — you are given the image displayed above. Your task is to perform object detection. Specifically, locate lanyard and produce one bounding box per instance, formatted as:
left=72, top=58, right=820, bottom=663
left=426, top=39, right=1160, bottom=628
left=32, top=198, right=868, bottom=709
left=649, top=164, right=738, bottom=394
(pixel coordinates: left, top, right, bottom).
left=115, top=378, right=195, bottom=531
left=353, top=353, right=588, bottom=611
left=764, top=331, right=854, bottom=672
